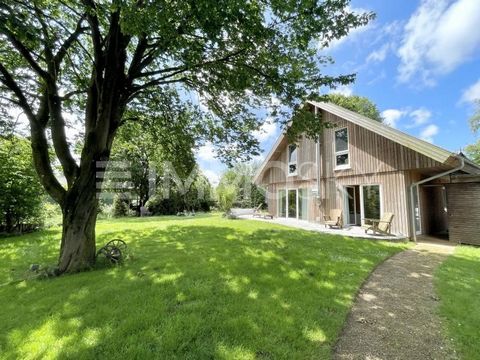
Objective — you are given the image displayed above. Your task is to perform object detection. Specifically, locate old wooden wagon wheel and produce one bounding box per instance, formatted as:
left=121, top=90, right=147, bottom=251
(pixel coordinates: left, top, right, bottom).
left=105, top=239, right=127, bottom=252
left=96, top=239, right=127, bottom=264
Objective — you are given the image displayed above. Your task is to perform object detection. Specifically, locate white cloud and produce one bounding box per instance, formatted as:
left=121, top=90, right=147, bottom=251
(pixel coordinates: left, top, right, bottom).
left=381, top=109, right=405, bottom=128
left=408, top=108, right=432, bottom=127
left=253, top=118, right=278, bottom=142
left=366, top=43, right=391, bottom=63
left=381, top=107, right=433, bottom=129
left=329, top=85, right=353, bottom=97
left=419, top=124, right=439, bottom=142
left=460, top=78, right=480, bottom=103
left=196, top=142, right=216, bottom=161
left=397, top=0, right=480, bottom=85
left=201, top=169, right=220, bottom=186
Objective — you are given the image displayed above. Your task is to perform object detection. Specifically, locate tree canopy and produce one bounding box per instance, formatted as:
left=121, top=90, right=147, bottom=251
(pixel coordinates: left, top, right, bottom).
left=466, top=100, right=480, bottom=164
left=0, top=0, right=374, bottom=273
left=326, top=94, right=383, bottom=122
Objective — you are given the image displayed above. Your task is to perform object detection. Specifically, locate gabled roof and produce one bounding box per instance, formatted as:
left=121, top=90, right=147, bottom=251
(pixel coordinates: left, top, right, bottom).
left=253, top=101, right=480, bottom=184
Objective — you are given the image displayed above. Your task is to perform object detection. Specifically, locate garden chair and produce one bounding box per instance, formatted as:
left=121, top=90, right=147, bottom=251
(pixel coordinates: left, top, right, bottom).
left=361, top=212, right=394, bottom=235
left=253, top=204, right=264, bottom=218
left=324, top=209, right=343, bottom=229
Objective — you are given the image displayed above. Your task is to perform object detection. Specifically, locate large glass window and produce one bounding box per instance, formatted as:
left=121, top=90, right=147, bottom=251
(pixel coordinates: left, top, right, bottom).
left=288, top=144, right=297, bottom=175
left=335, top=128, right=349, bottom=168
left=362, top=185, right=381, bottom=220
left=298, top=188, right=308, bottom=220
left=288, top=189, right=297, bottom=218
left=278, top=189, right=286, bottom=217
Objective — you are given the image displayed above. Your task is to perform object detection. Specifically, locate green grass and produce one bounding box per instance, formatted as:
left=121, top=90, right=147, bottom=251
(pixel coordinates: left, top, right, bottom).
left=0, top=214, right=409, bottom=359
left=435, top=246, right=480, bottom=360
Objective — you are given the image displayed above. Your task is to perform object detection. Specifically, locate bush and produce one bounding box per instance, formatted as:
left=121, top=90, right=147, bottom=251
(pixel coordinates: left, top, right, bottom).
left=0, top=136, right=45, bottom=233
left=145, top=194, right=213, bottom=215
left=112, top=195, right=130, bottom=217
left=41, top=202, right=62, bottom=228
left=216, top=184, right=237, bottom=213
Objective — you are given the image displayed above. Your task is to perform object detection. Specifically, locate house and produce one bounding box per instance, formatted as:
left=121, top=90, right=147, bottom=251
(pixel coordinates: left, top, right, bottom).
left=253, top=101, right=480, bottom=245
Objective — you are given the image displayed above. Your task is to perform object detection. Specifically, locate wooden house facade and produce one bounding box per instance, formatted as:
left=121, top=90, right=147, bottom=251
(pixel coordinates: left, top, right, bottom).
left=254, top=101, right=480, bottom=243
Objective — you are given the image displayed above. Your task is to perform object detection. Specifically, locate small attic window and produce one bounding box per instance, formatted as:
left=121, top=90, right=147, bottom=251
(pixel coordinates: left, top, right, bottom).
left=288, top=144, right=297, bottom=176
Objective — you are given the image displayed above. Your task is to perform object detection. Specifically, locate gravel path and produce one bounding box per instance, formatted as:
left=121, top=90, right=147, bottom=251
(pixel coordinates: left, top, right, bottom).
left=334, top=242, right=457, bottom=360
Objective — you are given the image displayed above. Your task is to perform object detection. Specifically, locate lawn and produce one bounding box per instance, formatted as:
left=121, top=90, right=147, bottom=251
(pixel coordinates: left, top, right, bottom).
left=0, top=214, right=408, bottom=359
left=435, top=246, right=480, bottom=360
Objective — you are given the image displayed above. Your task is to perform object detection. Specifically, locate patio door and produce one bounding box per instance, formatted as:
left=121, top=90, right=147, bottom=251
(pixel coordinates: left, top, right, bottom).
left=278, top=189, right=286, bottom=217
left=412, top=185, right=422, bottom=235
left=360, top=185, right=382, bottom=223
left=344, top=186, right=360, bottom=225
left=288, top=189, right=297, bottom=218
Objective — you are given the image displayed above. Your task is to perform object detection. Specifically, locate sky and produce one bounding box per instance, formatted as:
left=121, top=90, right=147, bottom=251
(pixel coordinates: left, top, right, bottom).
left=197, top=0, right=480, bottom=186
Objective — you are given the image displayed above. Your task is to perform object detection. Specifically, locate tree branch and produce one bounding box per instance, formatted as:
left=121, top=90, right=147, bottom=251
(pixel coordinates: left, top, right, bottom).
left=54, top=15, right=88, bottom=72
left=0, top=25, right=50, bottom=79
left=0, top=62, right=66, bottom=203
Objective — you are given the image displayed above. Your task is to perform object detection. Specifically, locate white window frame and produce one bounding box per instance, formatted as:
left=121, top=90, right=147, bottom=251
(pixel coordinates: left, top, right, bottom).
left=287, top=143, right=298, bottom=176
left=334, top=127, right=350, bottom=170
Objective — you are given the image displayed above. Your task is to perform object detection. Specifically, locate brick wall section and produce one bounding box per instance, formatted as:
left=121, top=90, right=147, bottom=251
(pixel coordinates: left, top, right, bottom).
left=446, top=183, right=480, bottom=245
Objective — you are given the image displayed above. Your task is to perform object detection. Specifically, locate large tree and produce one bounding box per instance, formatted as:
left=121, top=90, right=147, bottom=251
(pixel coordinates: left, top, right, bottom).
left=0, top=0, right=373, bottom=273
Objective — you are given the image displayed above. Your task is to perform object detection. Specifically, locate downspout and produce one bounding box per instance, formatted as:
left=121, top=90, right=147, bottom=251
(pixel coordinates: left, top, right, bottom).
left=315, top=107, right=322, bottom=221
left=409, top=157, right=464, bottom=242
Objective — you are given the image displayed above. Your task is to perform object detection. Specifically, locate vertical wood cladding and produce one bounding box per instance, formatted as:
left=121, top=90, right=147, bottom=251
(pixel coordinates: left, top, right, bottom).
left=446, top=183, right=480, bottom=245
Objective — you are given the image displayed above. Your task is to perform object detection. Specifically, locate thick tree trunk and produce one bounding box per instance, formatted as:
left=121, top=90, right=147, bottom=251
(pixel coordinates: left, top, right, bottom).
left=58, top=176, right=98, bottom=273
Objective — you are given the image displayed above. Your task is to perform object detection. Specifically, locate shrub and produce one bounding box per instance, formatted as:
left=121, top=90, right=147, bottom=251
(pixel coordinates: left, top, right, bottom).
left=216, top=184, right=237, bottom=213
left=112, top=195, right=130, bottom=217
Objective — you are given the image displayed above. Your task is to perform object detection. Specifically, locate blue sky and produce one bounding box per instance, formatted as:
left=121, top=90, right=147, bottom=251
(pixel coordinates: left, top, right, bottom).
left=197, top=0, right=480, bottom=185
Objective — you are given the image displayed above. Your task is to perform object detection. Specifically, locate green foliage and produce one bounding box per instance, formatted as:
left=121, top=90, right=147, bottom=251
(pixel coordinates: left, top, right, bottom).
left=0, top=136, right=44, bottom=232
left=112, top=195, right=130, bottom=218
left=145, top=174, right=214, bottom=215
left=40, top=202, right=62, bottom=228
left=0, top=0, right=375, bottom=166
left=288, top=93, right=383, bottom=140
left=216, top=184, right=238, bottom=213
left=326, top=94, right=384, bottom=122
left=0, top=0, right=375, bottom=269
left=435, top=246, right=480, bottom=359
left=0, top=215, right=408, bottom=358
left=468, top=99, right=480, bottom=134
left=218, top=162, right=266, bottom=209
left=465, top=100, right=480, bottom=164
left=465, top=140, right=480, bottom=164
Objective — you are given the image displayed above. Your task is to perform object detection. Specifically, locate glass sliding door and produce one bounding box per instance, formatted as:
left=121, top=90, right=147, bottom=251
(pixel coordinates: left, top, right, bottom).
left=278, top=189, right=286, bottom=217
left=412, top=185, right=421, bottom=234
left=288, top=189, right=297, bottom=218
left=298, top=188, right=308, bottom=220
left=345, top=186, right=359, bottom=225
left=362, top=185, right=381, bottom=220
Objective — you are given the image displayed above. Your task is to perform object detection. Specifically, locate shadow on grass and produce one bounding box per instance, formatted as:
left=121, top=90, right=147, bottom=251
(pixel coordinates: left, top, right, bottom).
left=0, top=221, right=406, bottom=359
left=434, top=247, right=480, bottom=360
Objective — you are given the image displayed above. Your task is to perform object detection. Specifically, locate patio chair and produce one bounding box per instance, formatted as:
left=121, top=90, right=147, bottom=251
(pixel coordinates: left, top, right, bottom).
left=253, top=204, right=264, bottom=218
left=361, top=212, right=394, bottom=235
left=324, top=209, right=343, bottom=229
